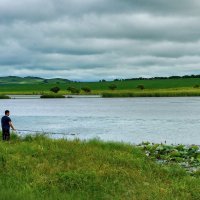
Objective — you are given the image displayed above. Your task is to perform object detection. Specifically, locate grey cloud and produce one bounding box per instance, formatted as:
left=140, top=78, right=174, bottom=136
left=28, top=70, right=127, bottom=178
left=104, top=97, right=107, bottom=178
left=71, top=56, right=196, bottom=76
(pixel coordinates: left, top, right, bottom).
left=0, top=0, right=200, bottom=80
left=1, top=0, right=200, bottom=24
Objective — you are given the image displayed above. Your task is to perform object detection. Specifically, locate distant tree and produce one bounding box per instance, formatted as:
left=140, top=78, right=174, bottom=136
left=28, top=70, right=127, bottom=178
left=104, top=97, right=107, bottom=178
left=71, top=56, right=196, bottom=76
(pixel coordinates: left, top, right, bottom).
left=67, top=87, right=80, bottom=94
left=99, top=79, right=106, bottom=82
left=81, top=87, right=91, bottom=93
left=193, top=84, right=199, bottom=88
left=43, top=80, right=48, bottom=84
left=109, top=84, right=117, bottom=90
left=50, top=86, right=60, bottom=93
left=67, top=86, right=73, bottom=92
left=169, top=76, right=181, bottom=79
left=137, top=85, right=145, bottom=90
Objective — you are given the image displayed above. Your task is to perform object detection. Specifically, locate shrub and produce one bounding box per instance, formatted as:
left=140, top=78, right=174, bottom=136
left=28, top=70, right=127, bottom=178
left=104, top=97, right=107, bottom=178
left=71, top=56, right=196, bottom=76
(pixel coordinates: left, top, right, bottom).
left=67, top=87, right=80, bottom=94
left=137, top=85, right=145, bottom=90
left=193, top=84, right=199, bottom=88
left=50, top=86, right=60, bottom=93
left=81, top=87, right=91, bottom=93
left=108, top=84, right=117, bottom=90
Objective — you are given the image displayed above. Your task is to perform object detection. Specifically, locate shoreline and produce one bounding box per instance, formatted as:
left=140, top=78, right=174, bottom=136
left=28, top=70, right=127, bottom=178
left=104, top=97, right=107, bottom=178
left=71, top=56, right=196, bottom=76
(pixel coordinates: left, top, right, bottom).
left=8, top=132, right=200, bottom=173
left=0, top=132, right=199, bottom=199
left=0, top=93, right=199, bottom=99
left=0, top=88, right=200, bottom=98
left=6, top=94, right=102, bottom=99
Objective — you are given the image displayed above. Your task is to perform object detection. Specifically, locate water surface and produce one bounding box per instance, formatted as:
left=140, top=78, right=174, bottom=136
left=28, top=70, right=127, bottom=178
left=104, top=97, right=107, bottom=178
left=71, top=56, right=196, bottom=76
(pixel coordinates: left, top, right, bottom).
left=1, top=97, right=200, bottom=144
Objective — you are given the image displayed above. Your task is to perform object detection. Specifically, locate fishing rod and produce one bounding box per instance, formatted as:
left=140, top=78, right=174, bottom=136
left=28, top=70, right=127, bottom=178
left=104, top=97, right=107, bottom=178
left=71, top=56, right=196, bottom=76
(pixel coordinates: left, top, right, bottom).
left=15, top=129, right=78, bottom=136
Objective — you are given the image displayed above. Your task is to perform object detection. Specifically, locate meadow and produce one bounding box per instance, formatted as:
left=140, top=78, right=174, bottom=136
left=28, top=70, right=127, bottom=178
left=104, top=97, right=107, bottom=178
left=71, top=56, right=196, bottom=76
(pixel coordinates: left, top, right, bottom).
left=0, top=77, right=200, bottom=97
left=0, top=133, right=199, bottom=200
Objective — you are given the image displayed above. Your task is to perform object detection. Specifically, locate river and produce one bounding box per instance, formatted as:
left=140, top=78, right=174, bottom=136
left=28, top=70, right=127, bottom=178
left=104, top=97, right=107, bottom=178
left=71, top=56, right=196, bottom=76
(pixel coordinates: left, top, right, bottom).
left=1, top=97, right=200, bottom=145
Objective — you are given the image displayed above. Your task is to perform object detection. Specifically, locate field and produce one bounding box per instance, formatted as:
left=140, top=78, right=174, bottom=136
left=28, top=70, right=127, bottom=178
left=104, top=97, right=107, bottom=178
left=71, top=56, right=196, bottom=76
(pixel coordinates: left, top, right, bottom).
left=0, top=133, right=200, bottom=200
left=0, top=77, right=200, bottom=96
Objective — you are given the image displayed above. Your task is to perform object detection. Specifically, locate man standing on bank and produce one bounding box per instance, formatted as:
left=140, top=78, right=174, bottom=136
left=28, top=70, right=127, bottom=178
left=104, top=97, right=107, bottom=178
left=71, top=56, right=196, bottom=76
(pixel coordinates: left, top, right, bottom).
left=1, top=110, right=16, bottom=141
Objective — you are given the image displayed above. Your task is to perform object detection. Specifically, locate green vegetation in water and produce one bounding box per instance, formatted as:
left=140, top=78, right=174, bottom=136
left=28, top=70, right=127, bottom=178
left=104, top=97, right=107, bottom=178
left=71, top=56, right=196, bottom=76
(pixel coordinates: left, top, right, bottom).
left=0, top=95, right=10, bottom=99
left=0, top=133, right=200, bottom=199
left=40, top=94, right=65, bottom=98
left=138, top=142, right=200, bottom=174
left=102, top=89, right=200, bottom=97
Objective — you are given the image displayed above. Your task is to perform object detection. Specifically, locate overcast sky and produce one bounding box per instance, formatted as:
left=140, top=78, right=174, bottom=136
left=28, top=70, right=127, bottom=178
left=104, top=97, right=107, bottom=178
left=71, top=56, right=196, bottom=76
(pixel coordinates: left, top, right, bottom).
left=1, top=0, right=200, bottom=81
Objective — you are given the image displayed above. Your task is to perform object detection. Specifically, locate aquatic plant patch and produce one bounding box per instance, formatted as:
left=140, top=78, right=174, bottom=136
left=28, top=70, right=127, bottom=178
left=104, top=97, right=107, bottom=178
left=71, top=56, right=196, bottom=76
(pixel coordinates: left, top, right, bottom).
left=40, top=94, right=65, bottom=98
left=138, top=142, right=200, bottom=174
left=0, top=95, right=10, bottom=99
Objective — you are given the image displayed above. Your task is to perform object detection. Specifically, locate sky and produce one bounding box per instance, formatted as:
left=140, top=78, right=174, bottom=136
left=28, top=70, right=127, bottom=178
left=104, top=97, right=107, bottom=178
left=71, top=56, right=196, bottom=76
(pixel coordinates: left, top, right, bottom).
left=0, top=0, right=200, bottom=81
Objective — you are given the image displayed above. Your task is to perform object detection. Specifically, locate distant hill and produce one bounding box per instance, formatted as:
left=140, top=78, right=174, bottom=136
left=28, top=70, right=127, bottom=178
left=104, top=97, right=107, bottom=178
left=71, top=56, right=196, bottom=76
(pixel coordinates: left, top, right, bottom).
left=1, top=74, right=200, bottom=85
left=0, top=76, right=71, bottom=84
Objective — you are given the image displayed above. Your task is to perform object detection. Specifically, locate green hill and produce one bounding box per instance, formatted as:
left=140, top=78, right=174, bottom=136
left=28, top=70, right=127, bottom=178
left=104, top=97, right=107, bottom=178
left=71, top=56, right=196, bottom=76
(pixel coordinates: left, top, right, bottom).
left=0, top=76, right=71, bottom=84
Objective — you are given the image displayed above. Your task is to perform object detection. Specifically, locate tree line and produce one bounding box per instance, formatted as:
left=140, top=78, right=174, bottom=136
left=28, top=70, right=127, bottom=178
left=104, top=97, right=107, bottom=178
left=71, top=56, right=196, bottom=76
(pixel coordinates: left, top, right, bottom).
left=111, top=74, right=200, bottom=82
left=49, top=84, right=148, bottom=94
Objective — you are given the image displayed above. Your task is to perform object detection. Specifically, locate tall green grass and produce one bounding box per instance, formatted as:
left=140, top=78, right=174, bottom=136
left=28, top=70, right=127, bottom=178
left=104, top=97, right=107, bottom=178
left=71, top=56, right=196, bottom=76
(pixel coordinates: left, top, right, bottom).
left=102, top=90, right=200, bottom=97
left=0, top=133, right=199, bottom=199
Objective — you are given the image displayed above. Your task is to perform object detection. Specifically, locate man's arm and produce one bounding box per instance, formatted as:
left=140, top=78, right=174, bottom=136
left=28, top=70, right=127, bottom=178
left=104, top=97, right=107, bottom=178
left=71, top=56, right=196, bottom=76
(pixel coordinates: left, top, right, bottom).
left=9, top=121, right=16, bottom=131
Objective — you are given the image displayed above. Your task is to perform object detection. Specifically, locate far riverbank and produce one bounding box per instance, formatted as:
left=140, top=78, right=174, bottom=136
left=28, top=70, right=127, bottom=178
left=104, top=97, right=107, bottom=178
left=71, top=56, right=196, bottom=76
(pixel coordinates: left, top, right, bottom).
left=0, top=88, right=200, bottom=98
left=7, top=95, right=101, bottom=99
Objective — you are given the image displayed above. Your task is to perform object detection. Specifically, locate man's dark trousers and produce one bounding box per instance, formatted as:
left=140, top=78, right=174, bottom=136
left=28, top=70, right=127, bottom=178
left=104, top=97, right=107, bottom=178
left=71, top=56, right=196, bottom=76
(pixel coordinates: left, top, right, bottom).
left=2, top=128, right=10, bottom=141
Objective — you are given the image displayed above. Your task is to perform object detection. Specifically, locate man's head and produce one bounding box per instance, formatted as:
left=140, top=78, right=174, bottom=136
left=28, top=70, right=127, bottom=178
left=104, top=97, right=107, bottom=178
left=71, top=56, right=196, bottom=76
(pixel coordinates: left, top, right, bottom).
left=5, top=110, right=10, bottom=116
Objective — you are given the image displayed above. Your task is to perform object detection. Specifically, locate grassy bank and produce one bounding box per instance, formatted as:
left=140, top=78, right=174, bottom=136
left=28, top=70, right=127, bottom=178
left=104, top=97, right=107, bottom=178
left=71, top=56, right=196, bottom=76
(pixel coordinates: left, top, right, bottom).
left=1, top=88, right=200, bottom=98
left=0, top=133, right=200, bottom=200
left=102, top=88, right=200, bottom=97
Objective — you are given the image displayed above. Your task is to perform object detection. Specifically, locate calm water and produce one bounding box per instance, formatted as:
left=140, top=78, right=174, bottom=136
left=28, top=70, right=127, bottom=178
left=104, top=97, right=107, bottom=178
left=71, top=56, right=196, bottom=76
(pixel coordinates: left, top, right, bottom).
left=1, top=97, right=200, bottom=145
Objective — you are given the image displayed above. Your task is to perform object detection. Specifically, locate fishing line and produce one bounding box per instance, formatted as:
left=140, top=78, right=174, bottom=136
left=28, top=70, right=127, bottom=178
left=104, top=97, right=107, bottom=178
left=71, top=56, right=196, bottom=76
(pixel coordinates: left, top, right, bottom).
left=15, top=129, right=77, bottom=136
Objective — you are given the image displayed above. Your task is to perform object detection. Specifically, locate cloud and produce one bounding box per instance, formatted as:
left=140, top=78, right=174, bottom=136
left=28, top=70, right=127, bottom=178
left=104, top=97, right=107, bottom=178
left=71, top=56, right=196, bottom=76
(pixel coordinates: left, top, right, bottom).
left=0, top=0, right=200, bottom=80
